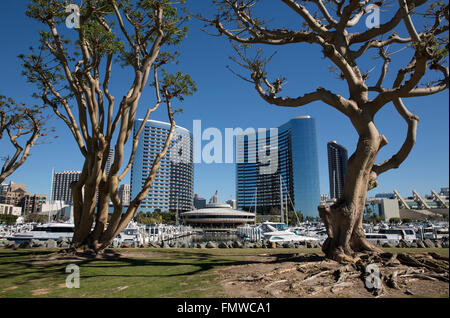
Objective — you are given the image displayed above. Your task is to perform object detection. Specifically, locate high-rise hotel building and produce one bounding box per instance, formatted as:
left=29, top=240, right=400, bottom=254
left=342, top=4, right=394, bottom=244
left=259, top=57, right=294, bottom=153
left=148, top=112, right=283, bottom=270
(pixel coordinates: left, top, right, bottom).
left=105, top=148, right=114, bottom=177
left=51, top=171, right=81, bottom=203
left=236, top=116, right=320, bottom=218
left=327, top=141, right=348, bottom=200
left=130, top=119, right=194, bottom=213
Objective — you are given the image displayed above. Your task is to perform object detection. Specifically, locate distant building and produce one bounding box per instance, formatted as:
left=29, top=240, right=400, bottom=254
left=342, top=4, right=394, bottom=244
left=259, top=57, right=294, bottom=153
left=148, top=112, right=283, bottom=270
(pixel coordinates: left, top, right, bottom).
left=226, top=199, right=237, bottom=210
left=130, top=119, right=194, bottom=213
left=0, top=203, right=15, bottom=216
left=320, top=194, right=329, bottom=202
left=193, top=194, right=206, bottom=210
left=236, top=116, right=320, bottom=218
left=21, top=194, right=46, bottom=214
left=366, top=198, right=400, bottom=221
left=105, top=148, right=114, bottom=177
left=181, top=192, right=255, bottom=228
left=375, top=193, right=396, bottom=199
left=13, top=206, right=22, bottom=216
left=0, top=182, right=27, bottom=206
left=440, top=187, right=449, bottom=197
left=327, top=141, right=348, bottom=200
left=118, top=184, right=131, bottom=206
left=0, top=182, right=46, bottom=215
left=51, top=171, right=81, bottom=203
left=40, top=200, right=71, bottom=219
left=369, top=189, right=449, bottom=221
left=0, top=182, right=9, bottom=195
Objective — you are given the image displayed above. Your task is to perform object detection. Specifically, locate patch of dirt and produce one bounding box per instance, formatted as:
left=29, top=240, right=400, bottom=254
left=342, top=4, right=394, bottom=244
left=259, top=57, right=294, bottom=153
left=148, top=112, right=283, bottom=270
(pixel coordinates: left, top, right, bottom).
left=3, top=286, right=19, bottom=292
left=215, top=252, right=449, bottom=298
left=31, top=288, right=50, bottom=296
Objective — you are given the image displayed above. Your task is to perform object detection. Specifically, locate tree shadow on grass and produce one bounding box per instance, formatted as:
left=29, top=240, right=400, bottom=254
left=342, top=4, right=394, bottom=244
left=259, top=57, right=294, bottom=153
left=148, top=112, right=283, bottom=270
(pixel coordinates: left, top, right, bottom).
left=0, top=249, right=263, bottom=282
left=0, top=249, right=331, bottom=286
left=71, top=249, right=268, bottom=279
left=0, top=249, right=56, bottom=259
left=266, top=252, right=325, bottom=264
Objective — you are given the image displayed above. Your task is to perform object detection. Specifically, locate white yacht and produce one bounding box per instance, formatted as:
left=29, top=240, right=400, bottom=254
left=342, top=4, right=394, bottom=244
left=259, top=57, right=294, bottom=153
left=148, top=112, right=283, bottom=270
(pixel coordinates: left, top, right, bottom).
left=378, top=228, right=416, bottom=242
left=289, top=223, right=328, bottom=242
left=421, top=224, right=449, bottom=240
left=365, top=232, right=401, bottom=244
left=265, top=231, right=320, bottom=243
left=7, top=222, right=74, bottom=242
left=113, top=221, right=150, bottom=246
left=260, top=222, right=319, bottom=243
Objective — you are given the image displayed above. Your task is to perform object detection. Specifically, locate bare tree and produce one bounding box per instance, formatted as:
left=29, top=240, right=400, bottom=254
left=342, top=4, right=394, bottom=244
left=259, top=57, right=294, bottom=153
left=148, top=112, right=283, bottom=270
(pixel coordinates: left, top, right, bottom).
left=20, top=0, right=196, bottom=254
left=202, top=0, right=449, bottom=262
left=0, top=95, right=47, bottom=184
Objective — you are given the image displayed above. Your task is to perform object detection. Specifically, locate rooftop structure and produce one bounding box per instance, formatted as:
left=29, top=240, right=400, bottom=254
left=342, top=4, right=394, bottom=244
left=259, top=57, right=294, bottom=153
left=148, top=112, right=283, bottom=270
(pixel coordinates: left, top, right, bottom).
left=394, top=189, right=449, bottom=210
left=180, top=192, right=255, bottom=228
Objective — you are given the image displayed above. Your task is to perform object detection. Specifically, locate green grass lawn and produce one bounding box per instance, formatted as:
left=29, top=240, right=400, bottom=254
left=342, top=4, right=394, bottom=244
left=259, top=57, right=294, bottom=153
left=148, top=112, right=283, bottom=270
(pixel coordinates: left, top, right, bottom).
left=0, top=248, right=447, bottom=298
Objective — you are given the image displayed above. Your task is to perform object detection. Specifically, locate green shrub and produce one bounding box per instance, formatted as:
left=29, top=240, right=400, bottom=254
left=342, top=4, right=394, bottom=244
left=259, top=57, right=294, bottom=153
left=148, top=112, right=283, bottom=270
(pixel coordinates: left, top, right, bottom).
left=0, top=214, right=18, bottom=224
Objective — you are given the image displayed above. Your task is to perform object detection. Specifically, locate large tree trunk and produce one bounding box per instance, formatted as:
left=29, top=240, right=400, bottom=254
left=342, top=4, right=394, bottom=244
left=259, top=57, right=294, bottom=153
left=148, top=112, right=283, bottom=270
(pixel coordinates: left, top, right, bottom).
left=70, top=150, right=105, bottom=251
left=67, top=99, right=176, bottom=255
left=319, top=126, right=385, bottom=263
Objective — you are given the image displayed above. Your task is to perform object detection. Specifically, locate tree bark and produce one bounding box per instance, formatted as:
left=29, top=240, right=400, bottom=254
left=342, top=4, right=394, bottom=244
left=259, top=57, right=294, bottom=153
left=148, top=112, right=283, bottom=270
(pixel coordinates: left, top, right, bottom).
left=319, top=122, right=385, bottom=263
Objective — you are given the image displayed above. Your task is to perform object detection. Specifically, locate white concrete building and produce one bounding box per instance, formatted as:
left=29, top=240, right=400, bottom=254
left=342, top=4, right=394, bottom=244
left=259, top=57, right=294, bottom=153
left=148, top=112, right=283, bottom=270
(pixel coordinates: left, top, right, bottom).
left=119, top=184, right=131, bottom=206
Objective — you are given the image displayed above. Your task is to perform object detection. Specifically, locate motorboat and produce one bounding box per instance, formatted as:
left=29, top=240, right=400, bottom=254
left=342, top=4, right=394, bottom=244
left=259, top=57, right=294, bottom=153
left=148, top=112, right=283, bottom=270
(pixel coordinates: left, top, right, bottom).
left=7, top=222, right=74, bottom=243
left=260, top=222, right=319, bottom=243
left=0, top=223, right=35, bottom=238
left=264, top=231, right=320, bottom=243
left=289, top=224, right=327, bottom=242
left=420, top=224, right=449, bottom=240
left=365, top=232, right=401, bottom=244
left=113, top=221, right=146, bottom=246
left=378, top=228, right=416, bottom=242
left=363, top=226, right=416, bottom=243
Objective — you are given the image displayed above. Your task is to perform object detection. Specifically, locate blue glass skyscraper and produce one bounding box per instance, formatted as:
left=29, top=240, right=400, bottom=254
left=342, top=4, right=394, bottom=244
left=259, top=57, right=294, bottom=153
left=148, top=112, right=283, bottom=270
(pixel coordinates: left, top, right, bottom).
left=327, top=141, right=348, bottom=200
left=236, top=116, right=320, bottom=218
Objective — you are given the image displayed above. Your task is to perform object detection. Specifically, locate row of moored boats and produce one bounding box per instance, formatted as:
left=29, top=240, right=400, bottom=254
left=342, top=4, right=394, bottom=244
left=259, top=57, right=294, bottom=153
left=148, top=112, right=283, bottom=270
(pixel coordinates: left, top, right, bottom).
left=1, top=220, right=448, bottom=246
left=0, top=222, right=193, bottom=247
left=237, top=221, right=449, bottom=244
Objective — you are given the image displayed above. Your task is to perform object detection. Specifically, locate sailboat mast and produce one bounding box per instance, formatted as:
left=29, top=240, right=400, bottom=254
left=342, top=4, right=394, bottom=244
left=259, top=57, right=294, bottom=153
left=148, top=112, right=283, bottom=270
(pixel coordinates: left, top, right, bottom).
left=254, top=186, right=257, bottom=225
left=286, top=196, right=288, bottom=226
left=280, top=175, right=284, bottom=224
left=49, top=167, right=54, bottom=223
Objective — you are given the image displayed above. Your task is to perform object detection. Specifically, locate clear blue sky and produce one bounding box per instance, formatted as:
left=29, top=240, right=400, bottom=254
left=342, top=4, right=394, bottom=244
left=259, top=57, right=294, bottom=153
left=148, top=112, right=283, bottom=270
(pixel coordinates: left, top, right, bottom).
left=0, top=1, right=448, bottom=202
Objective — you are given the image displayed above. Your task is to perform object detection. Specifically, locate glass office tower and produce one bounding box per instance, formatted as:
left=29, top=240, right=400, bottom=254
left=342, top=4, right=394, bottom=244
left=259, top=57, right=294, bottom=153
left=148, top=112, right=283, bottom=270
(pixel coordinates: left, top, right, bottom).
left=327, top=141, right=348, bottom=200
left=236, top=116, right=320, bottom=218
left=130, top=119, right=194, bottom=213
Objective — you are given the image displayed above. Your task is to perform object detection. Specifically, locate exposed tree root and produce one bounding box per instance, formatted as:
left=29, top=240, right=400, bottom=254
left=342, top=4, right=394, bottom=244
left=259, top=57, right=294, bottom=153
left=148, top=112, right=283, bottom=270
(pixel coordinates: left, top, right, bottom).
left=303, top=251, right=448, bottom=297
left=36, top=247, right=123, bottom=263
left=264, top=280, right=288, bottom=290
left=220, top=252, right=449, bottom=297
left=302, top=270, right=335, bottom=284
